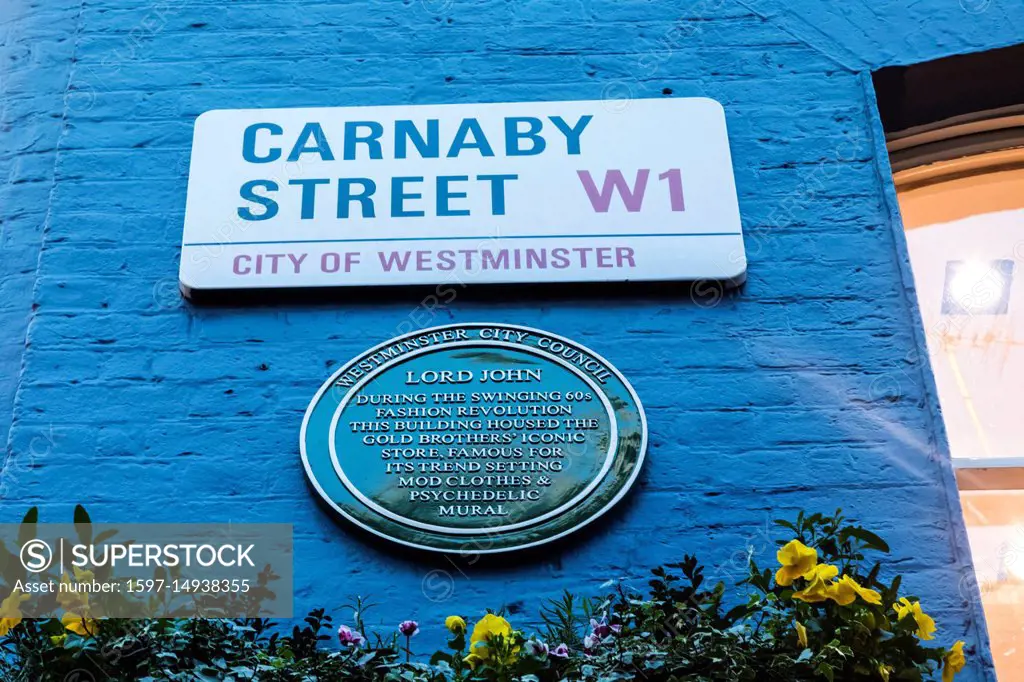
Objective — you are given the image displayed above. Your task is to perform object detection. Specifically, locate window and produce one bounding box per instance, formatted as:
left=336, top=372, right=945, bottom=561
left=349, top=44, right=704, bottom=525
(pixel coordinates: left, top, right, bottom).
left=898, top=151, right=1024, bottom=682
left=890, top=103, right=1024, bottom=681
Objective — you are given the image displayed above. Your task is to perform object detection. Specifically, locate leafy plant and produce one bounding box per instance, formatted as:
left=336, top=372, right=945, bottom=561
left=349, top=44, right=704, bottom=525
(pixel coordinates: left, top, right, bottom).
left=0, top=508, right=969, bottom=681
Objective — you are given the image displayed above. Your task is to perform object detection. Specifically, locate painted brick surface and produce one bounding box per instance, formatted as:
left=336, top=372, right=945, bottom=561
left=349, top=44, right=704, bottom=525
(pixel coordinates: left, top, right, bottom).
left=2, top=0, right=1022, bottom=676
left=0, top=0, right=80, bottom=458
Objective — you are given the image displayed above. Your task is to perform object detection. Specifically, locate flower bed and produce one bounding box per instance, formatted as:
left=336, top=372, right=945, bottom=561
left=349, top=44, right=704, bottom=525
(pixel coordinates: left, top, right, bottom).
left=0, top=510, right=968, bottom=681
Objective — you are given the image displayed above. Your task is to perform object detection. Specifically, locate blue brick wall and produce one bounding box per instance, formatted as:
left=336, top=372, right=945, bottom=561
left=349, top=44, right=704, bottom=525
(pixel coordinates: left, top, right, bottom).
left=3, top=0, right=1022, bottom=677
left=0, top=0, right=81, bottom=463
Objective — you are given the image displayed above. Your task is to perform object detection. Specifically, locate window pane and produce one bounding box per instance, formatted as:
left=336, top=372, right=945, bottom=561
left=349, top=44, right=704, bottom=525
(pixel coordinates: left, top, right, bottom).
left=899, top=163, right=1024, bottom=461
left=962, top=490, right=1024, bottom=682
left=898, top=157, right=1024, bottom=682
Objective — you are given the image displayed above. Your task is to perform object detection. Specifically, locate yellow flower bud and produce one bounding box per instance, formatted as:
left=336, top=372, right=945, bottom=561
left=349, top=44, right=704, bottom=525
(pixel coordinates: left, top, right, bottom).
left=943, top=640, right=966, bottom=682
left=446, top=615, right=467, bottom=634
left=828, top=575, right=882, bottom=606
left=795, top=620, right=808, bottom=648
left=893, top=598, right=936, bottom=640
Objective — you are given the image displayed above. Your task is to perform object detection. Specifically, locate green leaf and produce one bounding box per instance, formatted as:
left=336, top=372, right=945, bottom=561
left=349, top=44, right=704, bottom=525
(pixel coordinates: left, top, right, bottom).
left=723, top=604, right=750, bottom=623
left=866, top=561, right=882, bottom=585
left=841, top=526, right=890, bottom=553
left=816, top=662, right=835, bottom=682
left=74, top=505, right=92, bottom=546
left=73, top=505, right=90, bottom=525
left=93, top=529, right=118, bottom=545
left=18, top=507, right=38, bottom=547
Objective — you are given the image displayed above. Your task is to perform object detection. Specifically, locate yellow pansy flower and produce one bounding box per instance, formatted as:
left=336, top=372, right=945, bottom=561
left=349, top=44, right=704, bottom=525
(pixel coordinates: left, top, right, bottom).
left=59, top=570, right=100, bottom=638
left=793, top=564, right=838, bottom=603
left=943, top=640, right=966, bottom=682
left=463, top=653, right=483, bottom=669
left=57, top=571, right=91, bottom=613
left=810, top=564, right=839, bottom=580
left=0, top=619, right=20, bottom=638
left=0, top=590, right=28, bottom=636
left=893, top=598, right=936, bottom=640
left=795, top=620, right=808, bottom=648
left=776, top=540, right=819, bottom=586
left=446, top=615, right=467, bottom=634
left=469, top=614, right=519, bottom=664
left=828, top=575, right=883, bottom=606
left=62, top=612, right=98, bottom=637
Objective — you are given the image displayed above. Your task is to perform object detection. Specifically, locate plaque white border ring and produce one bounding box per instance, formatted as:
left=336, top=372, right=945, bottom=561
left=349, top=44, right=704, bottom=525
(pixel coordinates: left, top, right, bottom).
left=300, top=322, right=648, bottom=554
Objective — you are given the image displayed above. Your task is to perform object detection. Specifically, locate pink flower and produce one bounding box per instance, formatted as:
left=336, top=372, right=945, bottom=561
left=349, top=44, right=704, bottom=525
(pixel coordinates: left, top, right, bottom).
left=583, top=633, right=600, bottom=650
left=551, top=643, right=570, bottom=658
left=589, top=616, right=620, bottom=640
left=337, top=625, right=365, bottom=647
left=398, top=620, right=420, bottom=637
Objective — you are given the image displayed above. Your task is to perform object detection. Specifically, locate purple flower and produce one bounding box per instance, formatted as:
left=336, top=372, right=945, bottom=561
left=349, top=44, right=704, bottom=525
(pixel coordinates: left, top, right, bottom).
left=524, top=639, right=549, bottom=657
left=589, top=616, right=619, bottom=639
left=551, top=643, right=570, bottom=658
left=337, top=625, right=365, bottom=647
left=398, top=620, right=420, bottom=637
left=583, top=633, right=600, bottom=650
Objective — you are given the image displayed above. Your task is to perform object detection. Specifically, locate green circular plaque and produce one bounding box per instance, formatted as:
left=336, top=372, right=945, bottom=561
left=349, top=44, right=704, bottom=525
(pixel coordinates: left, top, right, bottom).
left=301, top=323, right=646, bottom=553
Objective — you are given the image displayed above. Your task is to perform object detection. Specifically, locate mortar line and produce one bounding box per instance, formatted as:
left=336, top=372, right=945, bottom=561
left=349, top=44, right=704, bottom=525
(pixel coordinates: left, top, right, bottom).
left=729, top=0, right=862, bottom=74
